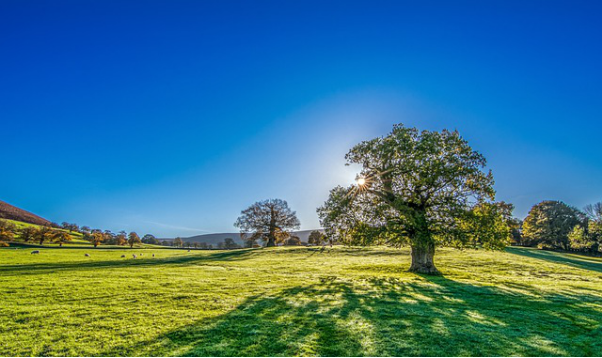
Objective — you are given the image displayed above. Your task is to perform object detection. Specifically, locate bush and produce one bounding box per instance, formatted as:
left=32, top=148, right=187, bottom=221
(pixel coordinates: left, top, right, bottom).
left=0, top=241, right=9, bottom=247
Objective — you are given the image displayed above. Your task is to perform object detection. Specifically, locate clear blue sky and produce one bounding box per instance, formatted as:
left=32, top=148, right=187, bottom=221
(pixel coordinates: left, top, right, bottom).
left=1, top=0, right=601, bottom=237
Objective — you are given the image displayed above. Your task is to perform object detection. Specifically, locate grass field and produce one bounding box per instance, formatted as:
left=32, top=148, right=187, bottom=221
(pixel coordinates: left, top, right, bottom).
left=1, top=246, right=601, bottom=356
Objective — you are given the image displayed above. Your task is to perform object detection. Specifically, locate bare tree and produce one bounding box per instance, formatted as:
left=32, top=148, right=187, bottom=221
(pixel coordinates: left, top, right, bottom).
left=234, top=199, right=300, bottom=247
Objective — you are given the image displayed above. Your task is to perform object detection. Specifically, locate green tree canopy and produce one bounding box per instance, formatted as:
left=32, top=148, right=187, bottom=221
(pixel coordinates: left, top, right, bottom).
left=128, top=232, right=141, bottom=248
left=318, top=124, right=509, bottom=274
left=308, top=230, right=326, bottom=246
left=173, top=237, right=183, bottom=247
left=522, top=200, right=585, bottom=250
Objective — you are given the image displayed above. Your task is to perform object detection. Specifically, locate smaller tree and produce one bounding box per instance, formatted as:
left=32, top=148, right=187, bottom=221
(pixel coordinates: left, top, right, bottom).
left=284, top=236, right=302, bottom=246
left=53, top=230, right=72, bottom=247
left=80, top=226, right=91, bottom=234
left=568, top=225, right=596, bottom=252
left=193, top=242, right=199, bottom=249
left=508, top=218, right=523, bottom=245
left=234, top=199, right=300, bottom=247
left=36, top=226, right=54, bottom=245
left=308, top=230, right=326, bottom=246
left=142, top=234, right=159, bottom=245
left=19, top=226, right=38, bottom=243
left=0, top=220, right=16, bottom=243
left=128, top=232, right=141, bottom=248
left=455, top=202, right=514, bottom=250
left=173, top=237, right=183, bottom=247
left=241, top=233, right=258, bottom=248
left=224, top=238, right=240, bottom=249
left=90, top=232, right=105, bottom=248
left=522, top=201, right=585, bottom=250
left=116, top=232, right=128, bottom=246
left=103, top=231, right=116, bottom=245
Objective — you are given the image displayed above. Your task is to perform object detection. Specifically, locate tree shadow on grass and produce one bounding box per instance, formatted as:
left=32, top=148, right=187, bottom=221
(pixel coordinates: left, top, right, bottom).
left=102, top=275, right=602, bottom=357
left=0, top=249, right=256, bottom=276
left=506, top=247, right=602, bottom=273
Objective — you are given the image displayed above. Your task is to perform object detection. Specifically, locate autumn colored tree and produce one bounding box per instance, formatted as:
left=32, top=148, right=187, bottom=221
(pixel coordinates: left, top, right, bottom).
left=234, top=199, right=300, bottom=247
left=19, top=226, right=38, bottom=243
left=90, top=232, right=105, bottom=248
left=318, top=124, right=506, bottom=274
left=116, top=232, right=128, bottom=246
left=52, top=230, right=72, bottom=247
left=0, top=220, right=16, bottom=242
left=36, top=226, right=55, bottom=245
left=128, top=232, right=141, bottom=248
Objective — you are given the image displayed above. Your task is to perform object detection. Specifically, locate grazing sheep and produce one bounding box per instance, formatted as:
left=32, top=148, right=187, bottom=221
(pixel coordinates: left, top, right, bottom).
left=152, top=253, right=155, bottom=257
left=132, top=254, right=137, bottom=259
left=31, top=250, right=40, bottom=254
left=140, top=253, right=143, bottom=256
left=121, top=254, right=126, bottom=258
left=84, top=253, right=90, bottom=257
left=188, top=250, right=191, bottom=252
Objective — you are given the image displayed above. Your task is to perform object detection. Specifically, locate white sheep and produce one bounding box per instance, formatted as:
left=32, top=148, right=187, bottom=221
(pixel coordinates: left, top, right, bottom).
left=31, top=250, right=40, bottom=254
left=139, top=253, right=143, bottom=256
left=85, top=253, right=90, bottom=257
left=132, top=254, right=137, bottom=259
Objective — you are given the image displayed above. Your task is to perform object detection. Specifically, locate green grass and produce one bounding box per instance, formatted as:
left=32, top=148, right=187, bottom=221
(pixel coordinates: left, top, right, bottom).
left=1, top=246, right=601, bottom=356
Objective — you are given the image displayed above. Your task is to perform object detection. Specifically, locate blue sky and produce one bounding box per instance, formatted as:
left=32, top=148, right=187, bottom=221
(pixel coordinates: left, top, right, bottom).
left=1, top=0, right=601, bottom=237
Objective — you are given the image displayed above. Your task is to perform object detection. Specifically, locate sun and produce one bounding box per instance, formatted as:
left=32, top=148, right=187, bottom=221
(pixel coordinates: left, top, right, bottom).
left=357, top=177, right=366, bottom=186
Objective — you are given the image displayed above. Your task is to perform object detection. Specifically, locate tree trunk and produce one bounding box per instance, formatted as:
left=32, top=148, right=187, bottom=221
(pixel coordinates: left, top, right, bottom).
left=408, top=209, right=441, bottom=275
left=266, top=207, right=277, bottom=247
left=409, top=244, right=440, bottom=275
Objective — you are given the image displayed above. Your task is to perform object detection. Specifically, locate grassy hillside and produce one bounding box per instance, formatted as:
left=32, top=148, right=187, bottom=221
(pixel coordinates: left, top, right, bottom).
left=4, top=219, right=89, bottom=245
left=0, top=246, right=601, bottom=356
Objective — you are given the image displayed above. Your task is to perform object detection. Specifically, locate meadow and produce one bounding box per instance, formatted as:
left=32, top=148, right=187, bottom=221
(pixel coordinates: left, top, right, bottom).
left=1, top=246, right=601, bottom=356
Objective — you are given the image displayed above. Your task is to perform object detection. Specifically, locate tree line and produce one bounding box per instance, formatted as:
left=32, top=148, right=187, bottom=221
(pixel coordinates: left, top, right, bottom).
left=0, top=222, right=77, bottom=247
left=511, top=200, right=602, bottom=254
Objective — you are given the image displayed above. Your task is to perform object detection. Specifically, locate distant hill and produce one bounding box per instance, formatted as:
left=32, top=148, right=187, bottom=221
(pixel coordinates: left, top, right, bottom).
left=162, top=229, right=324, bottom=246
left=0, top=200, right=51, bottom=226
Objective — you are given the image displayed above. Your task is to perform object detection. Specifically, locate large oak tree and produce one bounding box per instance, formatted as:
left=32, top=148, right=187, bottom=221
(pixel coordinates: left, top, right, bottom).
left=318, top=124, right=510, bottom=274
left=235, top=199, right=300, bottom=247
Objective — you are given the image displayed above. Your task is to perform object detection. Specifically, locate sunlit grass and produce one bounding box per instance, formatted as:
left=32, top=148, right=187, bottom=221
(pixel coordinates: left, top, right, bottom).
left=0, top=246, right=601, bottom=356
